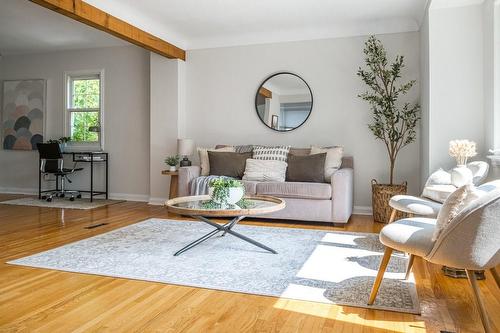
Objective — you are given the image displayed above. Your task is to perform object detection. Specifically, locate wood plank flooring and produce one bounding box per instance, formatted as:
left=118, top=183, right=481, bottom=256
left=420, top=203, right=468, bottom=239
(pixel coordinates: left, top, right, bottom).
left=0, top=194, right=499, bottom=332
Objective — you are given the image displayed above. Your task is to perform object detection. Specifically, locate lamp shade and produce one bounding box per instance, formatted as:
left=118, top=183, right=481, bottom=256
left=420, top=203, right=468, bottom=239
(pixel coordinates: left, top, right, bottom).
left=177, top=138, right=194, bottom=156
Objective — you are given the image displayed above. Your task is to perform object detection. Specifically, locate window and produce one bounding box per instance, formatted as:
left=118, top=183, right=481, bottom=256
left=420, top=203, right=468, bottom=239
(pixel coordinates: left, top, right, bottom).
left=64, top=70, right=104, bottom=150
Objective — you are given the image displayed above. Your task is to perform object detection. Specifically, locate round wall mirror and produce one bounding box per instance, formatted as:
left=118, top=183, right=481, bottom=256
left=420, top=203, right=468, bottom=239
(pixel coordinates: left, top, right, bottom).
left=255, top=72, right=313, bottom=132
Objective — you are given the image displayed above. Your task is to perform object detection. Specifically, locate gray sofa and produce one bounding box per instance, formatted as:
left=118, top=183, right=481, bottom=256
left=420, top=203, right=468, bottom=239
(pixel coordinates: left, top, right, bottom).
left=178, top=147, right=354, bottom=225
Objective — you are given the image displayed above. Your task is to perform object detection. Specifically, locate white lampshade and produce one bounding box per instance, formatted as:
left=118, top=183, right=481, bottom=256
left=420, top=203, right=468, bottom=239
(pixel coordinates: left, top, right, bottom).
left=177, top=138, right=194, bottom=156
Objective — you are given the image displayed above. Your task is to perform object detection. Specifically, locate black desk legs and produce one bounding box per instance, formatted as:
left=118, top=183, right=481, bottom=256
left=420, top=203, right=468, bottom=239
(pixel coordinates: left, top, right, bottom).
left=90, top=159, right=94, bottom=202
left=38, top=159, right=41, bottom=199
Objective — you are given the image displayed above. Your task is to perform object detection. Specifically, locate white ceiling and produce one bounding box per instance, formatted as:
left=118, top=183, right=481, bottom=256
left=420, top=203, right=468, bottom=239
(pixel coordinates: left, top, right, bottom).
left=0, top=0, right=127, bottom=56
left=85, top=0, right=429, bottom=50
left=0, top=0, right=429, bottom=55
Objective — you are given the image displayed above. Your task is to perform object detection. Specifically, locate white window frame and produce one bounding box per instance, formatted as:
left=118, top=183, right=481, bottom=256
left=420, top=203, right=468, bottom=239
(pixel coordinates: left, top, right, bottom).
left=63, top=69, right=105, bottom=151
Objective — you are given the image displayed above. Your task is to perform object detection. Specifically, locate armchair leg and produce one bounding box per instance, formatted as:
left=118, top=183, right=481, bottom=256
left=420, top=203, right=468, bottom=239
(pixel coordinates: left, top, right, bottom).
left=466, top=269, right=492, bottom=333
left=368, top=247, right=393, bottom=305
left=490, top=267, right=500, bottom=289
left=388, top=209, right=397, bottom=224
left=405, top=254, right=415, bottom=280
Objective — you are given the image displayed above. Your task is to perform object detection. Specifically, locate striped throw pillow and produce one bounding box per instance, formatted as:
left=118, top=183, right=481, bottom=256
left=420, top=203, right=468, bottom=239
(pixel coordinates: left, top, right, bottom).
left=252, top=145, right=291, bottom=162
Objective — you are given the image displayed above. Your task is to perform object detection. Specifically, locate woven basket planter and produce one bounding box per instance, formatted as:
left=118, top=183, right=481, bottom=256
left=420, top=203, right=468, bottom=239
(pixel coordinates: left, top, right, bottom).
left=371, top=179, right=408, bottom=223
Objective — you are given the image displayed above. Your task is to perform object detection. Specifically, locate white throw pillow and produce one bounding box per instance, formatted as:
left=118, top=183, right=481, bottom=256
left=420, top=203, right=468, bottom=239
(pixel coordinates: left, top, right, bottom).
left=310, top=146, right=343, bottom=182
left=242, top=159, right=287, bottom=182
left=421, top=168, right=455, bottom=203
left=424, top=168, right=452, bottom=187
left=432, top=184, right=482, bottom=241
left=252, top=145, right=291, bottom=162
left=197, top=146, right=235, bottom=176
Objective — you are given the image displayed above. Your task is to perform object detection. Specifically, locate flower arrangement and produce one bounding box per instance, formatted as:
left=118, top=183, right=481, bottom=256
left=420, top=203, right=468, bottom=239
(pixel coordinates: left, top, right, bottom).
left=449, top=140, right=477, bottom=166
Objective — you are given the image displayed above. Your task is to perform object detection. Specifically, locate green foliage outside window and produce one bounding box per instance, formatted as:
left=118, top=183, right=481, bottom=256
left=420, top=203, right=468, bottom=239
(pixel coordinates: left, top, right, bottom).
left=70, top=78, right=100, bottom=142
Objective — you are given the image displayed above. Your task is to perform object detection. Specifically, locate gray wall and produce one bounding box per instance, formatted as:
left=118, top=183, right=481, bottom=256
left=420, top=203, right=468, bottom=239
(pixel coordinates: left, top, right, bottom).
left=185, top=32, right=421, bottom=210
left=0, top=46, right=150, bottom=200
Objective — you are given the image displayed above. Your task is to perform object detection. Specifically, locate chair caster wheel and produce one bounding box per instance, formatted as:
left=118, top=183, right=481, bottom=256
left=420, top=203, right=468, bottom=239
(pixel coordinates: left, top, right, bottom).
left=60, top=193, right=65, bottom=198
left=41, top=196, right=47, bottom=199
left=46, top=197, right=52, bottom=202
left=70, top=197, right=75, bottom=201
left=77, top=194, right=82, bottom=199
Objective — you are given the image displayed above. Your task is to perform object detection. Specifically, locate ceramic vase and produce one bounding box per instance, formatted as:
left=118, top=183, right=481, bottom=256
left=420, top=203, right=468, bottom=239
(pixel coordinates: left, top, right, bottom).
left=169, top=165, right=176, bottom=172
left=208, top=187, right=244, bottom=205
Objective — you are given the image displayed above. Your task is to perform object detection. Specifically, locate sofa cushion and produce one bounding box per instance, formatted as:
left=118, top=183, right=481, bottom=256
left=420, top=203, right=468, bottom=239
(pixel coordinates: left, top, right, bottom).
left=241, top=180, right=258, bottom=195
left=208, top=151, right=252, bottom=178
left=286, top=153, right=326, bottom=183
left=256, top=181, right=331, bottom=200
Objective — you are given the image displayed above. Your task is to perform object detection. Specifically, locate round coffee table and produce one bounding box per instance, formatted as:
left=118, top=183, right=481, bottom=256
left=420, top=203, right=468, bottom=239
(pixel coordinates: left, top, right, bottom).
left=165, top=195, right=285, bottom=256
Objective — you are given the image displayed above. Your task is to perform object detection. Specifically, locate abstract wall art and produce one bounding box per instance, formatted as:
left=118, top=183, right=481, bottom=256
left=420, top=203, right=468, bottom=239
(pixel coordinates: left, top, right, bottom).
left=2, top=79, right=46, bottom=150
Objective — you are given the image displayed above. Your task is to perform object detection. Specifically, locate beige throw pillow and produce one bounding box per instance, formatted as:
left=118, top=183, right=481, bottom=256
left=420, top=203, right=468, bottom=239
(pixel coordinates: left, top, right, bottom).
left=242, top=159, right=288, bottom=182
left=310, top=146, right=343, bottom=182
left=432, top=184, right=482, bottom=241
left=197, top=146, right=235, bottom=176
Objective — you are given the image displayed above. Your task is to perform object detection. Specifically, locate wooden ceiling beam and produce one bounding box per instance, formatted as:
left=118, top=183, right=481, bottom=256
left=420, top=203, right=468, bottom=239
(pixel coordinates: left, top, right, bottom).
left=29, top=0, right=186, bottom=60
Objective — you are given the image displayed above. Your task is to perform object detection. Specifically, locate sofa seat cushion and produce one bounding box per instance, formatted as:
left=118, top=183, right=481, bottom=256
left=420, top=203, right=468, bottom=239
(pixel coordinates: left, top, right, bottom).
left=241, top=180, right=259, bottom=195
left=256, top=181, right=331, bottom=200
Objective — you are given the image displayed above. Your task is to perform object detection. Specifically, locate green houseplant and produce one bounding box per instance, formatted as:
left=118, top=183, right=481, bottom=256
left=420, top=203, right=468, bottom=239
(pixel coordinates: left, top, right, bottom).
left=165, top=155, right=180, bottom=172
left=208, top=178, right=245, bottom=207
left=357, top=35, right=420, bottom=223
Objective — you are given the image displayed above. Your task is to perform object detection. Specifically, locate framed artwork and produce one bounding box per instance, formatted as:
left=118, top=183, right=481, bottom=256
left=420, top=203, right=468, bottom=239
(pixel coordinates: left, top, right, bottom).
left=2, top=79, right=46, bottom=150
left=271, top=115, right=279, bottom=129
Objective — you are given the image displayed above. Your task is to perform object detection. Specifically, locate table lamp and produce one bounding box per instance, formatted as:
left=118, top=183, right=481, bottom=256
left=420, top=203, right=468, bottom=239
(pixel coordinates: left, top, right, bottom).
left=178, top=138, right=194, bottom=167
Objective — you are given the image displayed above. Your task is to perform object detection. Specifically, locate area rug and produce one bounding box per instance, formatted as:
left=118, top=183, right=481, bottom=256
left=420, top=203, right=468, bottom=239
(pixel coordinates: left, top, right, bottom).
left=8, top=219, right=420, bottom=314
left=0, top=197, right=122, bottom=210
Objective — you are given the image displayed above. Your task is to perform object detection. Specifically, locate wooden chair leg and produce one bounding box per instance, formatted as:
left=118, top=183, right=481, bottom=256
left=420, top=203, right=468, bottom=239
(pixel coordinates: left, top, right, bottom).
left=466, top=269, right=492, bottom=333
left=388, top=209, right=397, bottom=224
left=490, top=267, right=500, bottom=289
left=405, top=254, right=415, bottom=280
left=368, top=247, right=393, bottom=305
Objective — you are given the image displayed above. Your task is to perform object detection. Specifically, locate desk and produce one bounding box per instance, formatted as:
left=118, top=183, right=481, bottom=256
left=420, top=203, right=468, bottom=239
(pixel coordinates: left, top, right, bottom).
left=161, top=170, right=178, bottom=199
left=38, top=151, right=109, bottom=202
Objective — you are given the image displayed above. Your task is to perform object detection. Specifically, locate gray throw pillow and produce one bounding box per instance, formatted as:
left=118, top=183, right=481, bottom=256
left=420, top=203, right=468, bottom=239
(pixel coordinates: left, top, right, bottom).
left=208, top=151, right=252, bottom=178
left=286, top=153, right=326, bottom=183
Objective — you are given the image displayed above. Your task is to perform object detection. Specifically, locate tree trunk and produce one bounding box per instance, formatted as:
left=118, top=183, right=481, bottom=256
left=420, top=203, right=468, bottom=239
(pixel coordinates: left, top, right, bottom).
left=389, top=158, right=395, bottom=185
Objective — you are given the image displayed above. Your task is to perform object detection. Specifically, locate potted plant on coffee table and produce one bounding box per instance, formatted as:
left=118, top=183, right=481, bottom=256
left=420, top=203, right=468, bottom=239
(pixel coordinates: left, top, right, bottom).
left=357, top=35, right=420, bottom=223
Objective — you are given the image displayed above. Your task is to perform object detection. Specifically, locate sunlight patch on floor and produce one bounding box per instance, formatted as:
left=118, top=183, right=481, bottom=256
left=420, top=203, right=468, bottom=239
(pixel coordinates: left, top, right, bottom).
left=273, top=298, right=427, bottom=332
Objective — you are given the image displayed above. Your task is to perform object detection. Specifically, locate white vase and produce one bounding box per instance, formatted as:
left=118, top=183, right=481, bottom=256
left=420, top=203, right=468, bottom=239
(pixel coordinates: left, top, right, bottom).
left=169, top=166, right=176, bottom=172
left=451, top=165, right=473, bottom=187
left=208, top=187, right=244, bottom=205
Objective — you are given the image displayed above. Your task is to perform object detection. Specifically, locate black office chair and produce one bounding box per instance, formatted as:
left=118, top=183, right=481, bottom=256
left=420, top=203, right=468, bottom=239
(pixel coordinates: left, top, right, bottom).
left=37, top=143, right=83, bottom=202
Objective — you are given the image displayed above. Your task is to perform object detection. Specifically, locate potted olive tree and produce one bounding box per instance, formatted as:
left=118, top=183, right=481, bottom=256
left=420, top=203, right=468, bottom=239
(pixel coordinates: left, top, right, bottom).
left=357, top=36, right=420, bottom=223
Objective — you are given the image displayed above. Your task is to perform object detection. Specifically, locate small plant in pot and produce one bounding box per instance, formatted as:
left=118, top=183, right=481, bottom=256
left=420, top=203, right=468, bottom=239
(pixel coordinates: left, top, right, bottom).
left=165, top=155, right=180, bottom=172
left=357, top=35, right=420, bottom=223
left=207, top=178, right=245, bottom=208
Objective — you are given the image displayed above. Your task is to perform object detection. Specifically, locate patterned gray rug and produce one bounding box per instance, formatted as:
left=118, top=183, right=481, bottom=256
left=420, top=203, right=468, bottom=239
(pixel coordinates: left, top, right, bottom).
left=0, top=197, right=122, bottom=210
left=8, top=219, right=420, bottom=314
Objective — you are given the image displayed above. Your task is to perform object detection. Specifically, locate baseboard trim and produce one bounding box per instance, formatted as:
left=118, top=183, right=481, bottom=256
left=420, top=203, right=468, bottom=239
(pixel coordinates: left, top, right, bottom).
left=148, top=197, right=168, bottom=206
left=353, top=206, right=373, bottom=215
left=0, top=187, right=149, bottom=202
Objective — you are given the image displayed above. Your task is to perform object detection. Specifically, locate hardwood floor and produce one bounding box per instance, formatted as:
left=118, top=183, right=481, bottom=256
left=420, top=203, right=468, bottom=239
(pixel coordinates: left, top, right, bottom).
left=0, top=194, right=498, bottom=333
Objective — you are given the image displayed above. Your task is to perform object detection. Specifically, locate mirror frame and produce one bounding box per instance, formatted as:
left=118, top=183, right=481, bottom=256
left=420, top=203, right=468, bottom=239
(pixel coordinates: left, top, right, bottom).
left=254, top=72, right=313, bottom=132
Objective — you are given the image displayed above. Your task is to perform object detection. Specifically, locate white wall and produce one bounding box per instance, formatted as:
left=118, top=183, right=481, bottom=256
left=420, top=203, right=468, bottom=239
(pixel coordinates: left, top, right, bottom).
left=0, top=46, right=151, bottom=200
left=185, top=32, right=421, bottom=209
left=149, top=54, right=185, bottom=204
left=427, top=4, right=485, bottom=173
left=420, top=8, right=431, bottom=187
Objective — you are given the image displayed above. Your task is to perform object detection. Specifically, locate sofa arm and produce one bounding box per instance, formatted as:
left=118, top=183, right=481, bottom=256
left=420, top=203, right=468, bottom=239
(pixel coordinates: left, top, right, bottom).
left=178, top=166, right=201, bottom=197
left=331, top=168, right=354, bottom=223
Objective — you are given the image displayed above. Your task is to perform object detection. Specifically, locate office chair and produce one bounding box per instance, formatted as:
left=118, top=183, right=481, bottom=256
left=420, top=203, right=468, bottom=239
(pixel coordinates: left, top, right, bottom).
left=37, top=143, right=83, bottom=202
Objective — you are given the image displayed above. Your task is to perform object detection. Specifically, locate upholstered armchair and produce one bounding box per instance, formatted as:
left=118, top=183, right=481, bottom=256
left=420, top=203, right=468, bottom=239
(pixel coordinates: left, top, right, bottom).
left=368, top=189, right=500, bottom=333
left=388, top=161, right=490, bottom=223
